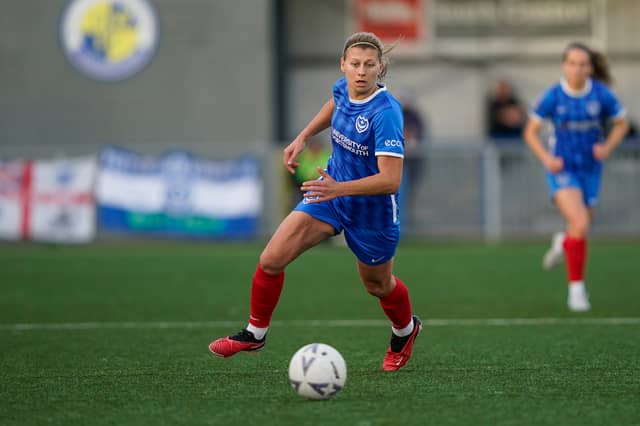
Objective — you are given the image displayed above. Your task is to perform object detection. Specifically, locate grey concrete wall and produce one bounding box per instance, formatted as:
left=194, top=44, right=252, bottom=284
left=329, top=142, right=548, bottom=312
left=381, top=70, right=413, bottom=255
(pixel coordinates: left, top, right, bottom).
left=0, top=0, right=272, bottom=156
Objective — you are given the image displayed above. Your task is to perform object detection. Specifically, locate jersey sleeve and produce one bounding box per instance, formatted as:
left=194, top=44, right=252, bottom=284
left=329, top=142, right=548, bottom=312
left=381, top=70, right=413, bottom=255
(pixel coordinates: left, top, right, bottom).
left=373, top=106, right=404, bottom=158
left=600, top=85, right=626, bottom=120
left=530, top=87, right=556, bottom=122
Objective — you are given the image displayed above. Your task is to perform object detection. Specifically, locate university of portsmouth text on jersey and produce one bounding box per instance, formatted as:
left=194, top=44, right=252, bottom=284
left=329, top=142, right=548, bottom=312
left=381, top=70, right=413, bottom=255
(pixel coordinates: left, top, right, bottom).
left=332, top=128, right=369, bottom=156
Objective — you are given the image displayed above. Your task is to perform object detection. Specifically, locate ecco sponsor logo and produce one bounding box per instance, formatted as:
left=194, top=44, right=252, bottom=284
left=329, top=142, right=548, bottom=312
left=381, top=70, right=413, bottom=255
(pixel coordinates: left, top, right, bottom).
left=384, top=139, right=402, bottom=147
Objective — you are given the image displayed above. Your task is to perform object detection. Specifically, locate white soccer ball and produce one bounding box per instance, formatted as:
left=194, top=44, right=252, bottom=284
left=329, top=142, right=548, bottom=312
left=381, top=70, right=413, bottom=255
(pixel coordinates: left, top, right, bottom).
left=288, top=343, right=347, bottom=400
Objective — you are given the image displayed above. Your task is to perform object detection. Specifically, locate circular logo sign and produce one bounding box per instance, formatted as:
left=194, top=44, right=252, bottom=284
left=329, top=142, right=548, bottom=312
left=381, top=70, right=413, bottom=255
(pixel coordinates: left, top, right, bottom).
left=60, top=0, right=159, bottom=81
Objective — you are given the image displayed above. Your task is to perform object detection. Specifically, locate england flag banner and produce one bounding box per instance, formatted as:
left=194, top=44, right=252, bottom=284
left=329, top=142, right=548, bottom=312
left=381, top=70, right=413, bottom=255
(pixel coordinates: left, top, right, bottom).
left=0, top=160, right=27, bottom=241
left=96, top=146, right=262, bottom=239
left=29, top=157, right=97, bottom=243
left=0, top=157, right=96, bottom=243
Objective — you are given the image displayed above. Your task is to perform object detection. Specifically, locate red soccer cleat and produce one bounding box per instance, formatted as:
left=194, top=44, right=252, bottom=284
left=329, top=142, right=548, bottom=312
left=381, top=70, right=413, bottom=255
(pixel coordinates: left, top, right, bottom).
left=209, top=329, right=266, bottom=358
left=382, top=315, right=422, bottom=371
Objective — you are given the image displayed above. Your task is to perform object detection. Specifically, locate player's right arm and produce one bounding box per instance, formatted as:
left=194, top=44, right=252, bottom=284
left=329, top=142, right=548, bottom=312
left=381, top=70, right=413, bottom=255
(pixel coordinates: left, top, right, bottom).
left=284, top=99, right=334, bottom=174
left=523, top=118, right=563, bottom=173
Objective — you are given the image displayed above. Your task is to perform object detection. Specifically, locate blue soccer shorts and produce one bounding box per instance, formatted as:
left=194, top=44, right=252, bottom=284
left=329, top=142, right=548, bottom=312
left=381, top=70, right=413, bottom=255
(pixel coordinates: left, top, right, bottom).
left=294, top=197, right=399, bottom=265
left=544, top=169, right=602, bottom=208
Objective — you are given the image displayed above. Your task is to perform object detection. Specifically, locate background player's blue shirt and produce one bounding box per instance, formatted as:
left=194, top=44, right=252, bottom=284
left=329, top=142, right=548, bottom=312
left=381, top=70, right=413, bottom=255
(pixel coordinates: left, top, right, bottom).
left=531, top=78, right=625, bottom=172
left=327, top=77, right=404, bottom=230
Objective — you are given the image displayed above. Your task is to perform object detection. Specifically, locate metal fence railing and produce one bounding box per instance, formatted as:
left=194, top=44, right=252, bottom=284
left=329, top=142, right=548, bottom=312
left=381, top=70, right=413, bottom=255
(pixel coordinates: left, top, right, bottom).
left=2, top=140, right=638, bottom=241
left=401, top=142, right=640, bottom=240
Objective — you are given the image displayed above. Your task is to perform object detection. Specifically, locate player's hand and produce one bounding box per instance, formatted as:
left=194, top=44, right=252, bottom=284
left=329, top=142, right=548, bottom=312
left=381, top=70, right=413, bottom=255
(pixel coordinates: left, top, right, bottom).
left=300, top=168, right=340, bottom=203
left=283, top=137, right=306, bottom=174
left=543, top=155, right=564, bottom=173
left=593, top=143, right=611, bottom=161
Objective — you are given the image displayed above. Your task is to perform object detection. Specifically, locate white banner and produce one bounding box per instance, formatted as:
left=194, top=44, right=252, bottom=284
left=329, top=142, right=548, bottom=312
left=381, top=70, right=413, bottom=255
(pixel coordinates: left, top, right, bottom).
left=29, top=157, right=97, bottom=243
left=96, top=146, right=262, bottom=239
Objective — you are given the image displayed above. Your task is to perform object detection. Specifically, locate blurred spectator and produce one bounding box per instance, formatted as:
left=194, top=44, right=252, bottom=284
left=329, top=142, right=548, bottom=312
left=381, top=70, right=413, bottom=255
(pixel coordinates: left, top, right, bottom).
left=606, top=115, right=639, bottom=144
left=289, top=137, right=331, bottom=206
left=626, top=120, right=638, bottom=140
left=400, top=96, right=428, bottom=231
left=486, top=78, right=527, bottom=142
left=293, top=137, right=331, bottom=185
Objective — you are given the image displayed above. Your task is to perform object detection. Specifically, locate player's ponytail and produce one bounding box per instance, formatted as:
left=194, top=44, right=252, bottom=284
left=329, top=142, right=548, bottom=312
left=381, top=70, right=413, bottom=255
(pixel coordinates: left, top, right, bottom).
left=562, top=42, right=613, bottom=85
left=590, top=50, right=612, bottom=85
left=342, top=32, right=397, bottom=80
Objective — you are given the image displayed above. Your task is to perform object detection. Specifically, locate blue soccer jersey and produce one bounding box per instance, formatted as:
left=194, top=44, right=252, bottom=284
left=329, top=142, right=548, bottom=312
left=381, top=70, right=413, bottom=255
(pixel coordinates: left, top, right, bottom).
left=531, top=78, right=626, bottom=172
left=327, top=77, right=405, bottom=230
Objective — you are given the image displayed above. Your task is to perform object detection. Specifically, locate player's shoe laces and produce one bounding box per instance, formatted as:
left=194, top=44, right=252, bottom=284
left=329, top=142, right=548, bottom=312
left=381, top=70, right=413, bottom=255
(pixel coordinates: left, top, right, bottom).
left=208, top=329, right=266, bottom=358
left=568, top=287, right=591, bottom=312
left=543, top=232, right=565, bottom=271
left=382, top=315, right=422, bottom=372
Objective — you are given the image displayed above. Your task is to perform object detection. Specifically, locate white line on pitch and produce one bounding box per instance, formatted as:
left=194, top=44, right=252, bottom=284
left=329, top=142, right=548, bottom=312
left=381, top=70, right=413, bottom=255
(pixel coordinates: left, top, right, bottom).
left=0, top=317, right=639, bottom=331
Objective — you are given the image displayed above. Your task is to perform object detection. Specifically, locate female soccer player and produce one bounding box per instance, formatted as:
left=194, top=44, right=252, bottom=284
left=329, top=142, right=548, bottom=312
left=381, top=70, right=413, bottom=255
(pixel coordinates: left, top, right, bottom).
left=209, top=32, right=421, bottom=371
left=523, top=42, right=628, bottom=311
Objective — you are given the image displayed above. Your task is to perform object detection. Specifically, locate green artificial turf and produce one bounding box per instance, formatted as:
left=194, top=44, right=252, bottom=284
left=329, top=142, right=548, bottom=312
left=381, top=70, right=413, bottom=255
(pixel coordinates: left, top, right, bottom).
left=1, top=241, right=639, bottom=425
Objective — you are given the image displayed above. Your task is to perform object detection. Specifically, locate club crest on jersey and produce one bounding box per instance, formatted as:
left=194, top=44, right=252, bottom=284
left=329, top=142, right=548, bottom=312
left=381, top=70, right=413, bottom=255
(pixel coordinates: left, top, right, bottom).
left=586, top=101, right=601, bottom=117
left=355, top=115, right=369, bottom=133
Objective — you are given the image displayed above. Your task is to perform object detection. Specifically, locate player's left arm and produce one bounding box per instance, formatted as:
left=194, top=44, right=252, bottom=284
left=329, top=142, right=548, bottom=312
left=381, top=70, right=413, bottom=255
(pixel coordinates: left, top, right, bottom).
left=594, top=117, right=629, bottom=161
left=300, top=155, right=402, bottom=202
left=594, top=88, right=629, bottom=161
left=300, top=107, right=403, bottom=201
left=285, top=99, right=335, bottom=174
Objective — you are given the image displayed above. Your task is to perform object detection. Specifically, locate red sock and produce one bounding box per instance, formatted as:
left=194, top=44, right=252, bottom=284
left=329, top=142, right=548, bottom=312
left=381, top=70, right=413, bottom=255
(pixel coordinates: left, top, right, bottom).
left=563, top=236, right=587, bottom=283
left=249, top=264, right=284, bottom=328
left=379, top=276, right=413, bottom=329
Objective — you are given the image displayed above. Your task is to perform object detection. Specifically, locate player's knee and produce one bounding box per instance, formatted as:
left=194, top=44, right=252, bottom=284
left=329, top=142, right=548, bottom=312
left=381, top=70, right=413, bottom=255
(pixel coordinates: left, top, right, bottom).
left=569, top=215, right=590, bottom=237
left=363, top=280, right=392, bottom=298
left=365, top=286, right=385, bottom=298
left=258, top=253, right=286, bottom=275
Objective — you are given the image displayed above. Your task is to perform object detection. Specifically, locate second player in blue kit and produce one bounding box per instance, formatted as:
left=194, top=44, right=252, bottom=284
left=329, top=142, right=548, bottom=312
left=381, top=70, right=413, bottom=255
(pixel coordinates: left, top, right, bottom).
left=524, top=42, right=628, bottom=311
